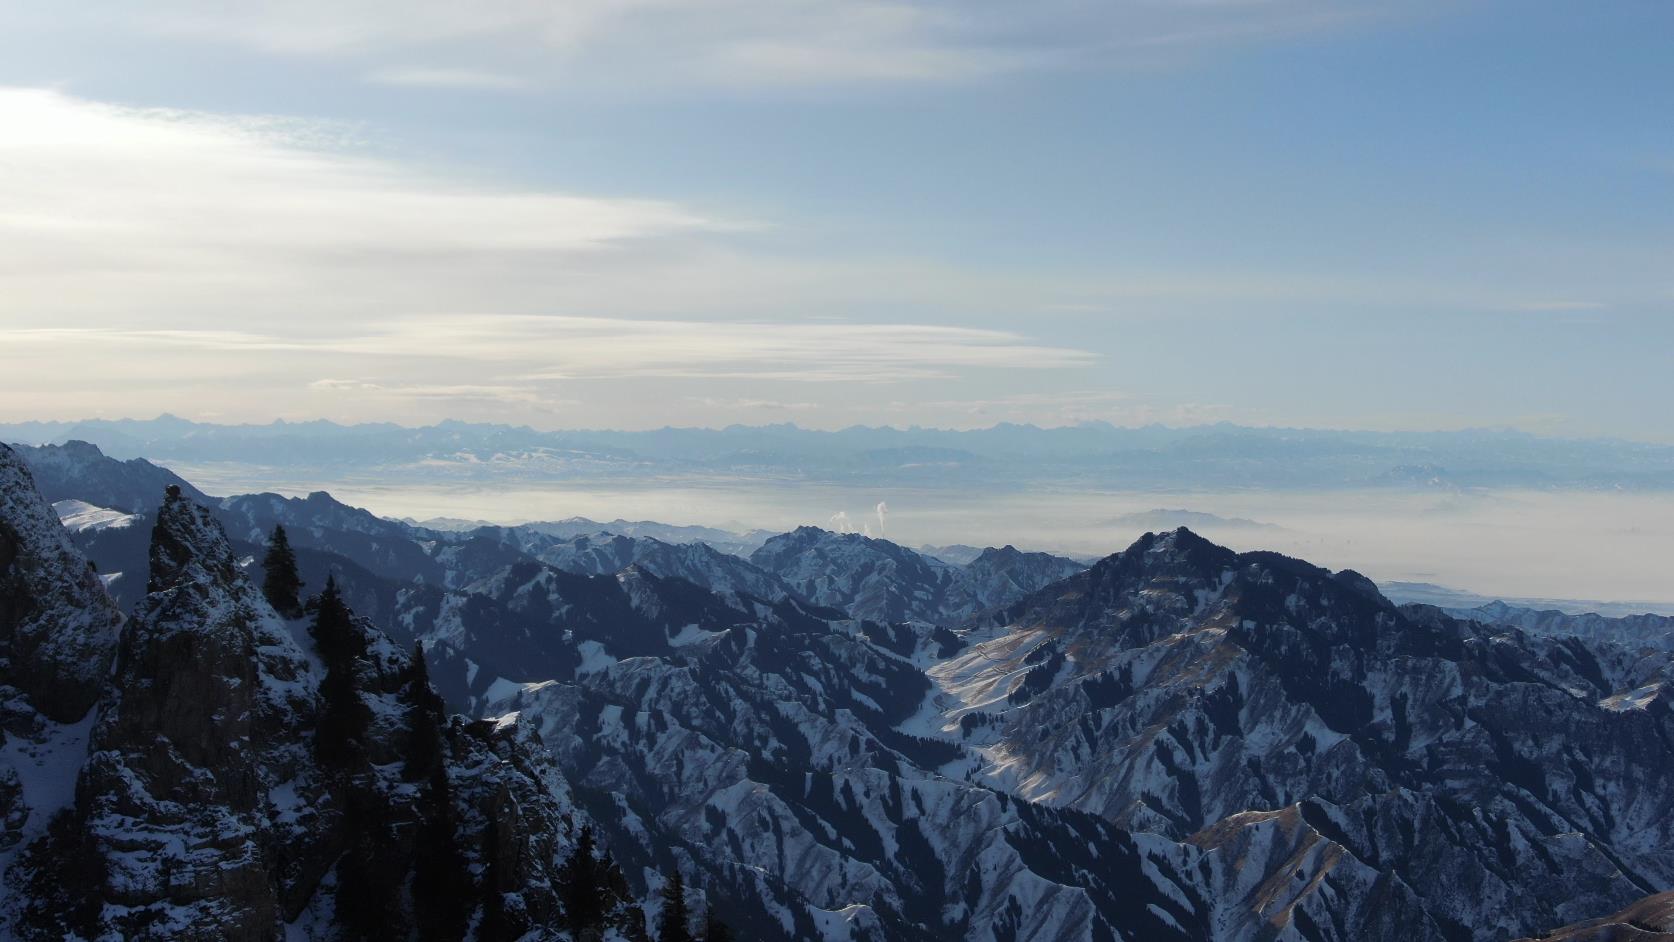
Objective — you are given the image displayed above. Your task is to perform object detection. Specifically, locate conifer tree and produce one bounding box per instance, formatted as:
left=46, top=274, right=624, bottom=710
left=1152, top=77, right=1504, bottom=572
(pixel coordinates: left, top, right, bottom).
left=657, top=871, right=692, bottom=942
left=334, top=793, right=407, bottom=941
left=558, top=826, right=607, bottom=933
left=312, top=576, right=370, bottom=766
left=412, top=762, right=470, bottom=941
left=403, top=643, right=446, bottom=781
left=261, top=524, right=302, bottom=616
left=702, top=904, right=734, bottom=942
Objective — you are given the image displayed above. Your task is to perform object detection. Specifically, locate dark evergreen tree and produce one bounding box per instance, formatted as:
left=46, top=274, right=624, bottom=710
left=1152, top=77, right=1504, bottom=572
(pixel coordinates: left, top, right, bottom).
left=312, top=576, right=370, bottom=767
left=261, top=524, right=302, bottom=616
left=702, top=904, right=734, bottom=942
left=402, top=643, right=446, bottom=782
left=412, top=763, right=471, bottom=941
left=334, top=794, right=406, bottom=941
left=558, top=826, right=607, bottom=933
left=657, top=871, right=692, bottom=942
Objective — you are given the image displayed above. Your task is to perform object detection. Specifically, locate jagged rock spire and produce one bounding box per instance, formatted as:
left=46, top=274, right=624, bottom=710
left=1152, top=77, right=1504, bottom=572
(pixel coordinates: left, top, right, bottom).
left=0, top=443, right=122, bottom=722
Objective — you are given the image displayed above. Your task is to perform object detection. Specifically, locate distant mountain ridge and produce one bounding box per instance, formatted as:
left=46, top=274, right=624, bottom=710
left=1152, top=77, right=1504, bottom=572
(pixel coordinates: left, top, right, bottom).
left=6, top=437, right=1674, bottom=940
left=10, top=416, right=1674, bottom=490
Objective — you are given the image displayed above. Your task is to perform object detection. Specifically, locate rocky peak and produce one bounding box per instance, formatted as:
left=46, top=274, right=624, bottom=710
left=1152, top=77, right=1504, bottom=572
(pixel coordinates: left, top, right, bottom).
left=147, top=482, right=243, bottom=595
left=4, top=481, right=595, bottom=940
left=11, top=439, right=209, bottom=513
left=0, top=443, right=123, bottom=722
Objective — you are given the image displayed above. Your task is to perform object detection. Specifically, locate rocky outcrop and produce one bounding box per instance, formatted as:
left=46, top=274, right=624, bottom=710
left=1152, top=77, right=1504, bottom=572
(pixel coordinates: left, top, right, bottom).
left=933, top=528, right=1674, bottom=940
left=0, top=444, right=123, bottom=723
left=0, top=476, right=592, bottom=940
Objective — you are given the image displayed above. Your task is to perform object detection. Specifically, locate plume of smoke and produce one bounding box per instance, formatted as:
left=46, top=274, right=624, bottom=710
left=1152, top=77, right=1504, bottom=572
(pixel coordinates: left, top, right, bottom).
left=862, top=523, right=874, bottom=538
left=829, top=511, right=852, bottom=534
left=875, top=501, right=889, bottom=539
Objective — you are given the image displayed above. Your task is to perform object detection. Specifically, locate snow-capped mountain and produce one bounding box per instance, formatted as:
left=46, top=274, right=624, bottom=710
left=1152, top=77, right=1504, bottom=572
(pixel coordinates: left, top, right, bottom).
left=0, top=446, right=604, bottom=940
left=749, top=526, right=1085, bottom=624
left=1449, top=599, right=1674, bottom=651
left=960, top=544, right=1087, bottom=613
left=6, top=440, right=1673, bottom=941
left=510, top=529, right=798, bottom=605
left=932, top=528, right=1674, bottom=939
left=218, top=490, right=443, bottom=584
left=13, top=439, right=209, bottom=513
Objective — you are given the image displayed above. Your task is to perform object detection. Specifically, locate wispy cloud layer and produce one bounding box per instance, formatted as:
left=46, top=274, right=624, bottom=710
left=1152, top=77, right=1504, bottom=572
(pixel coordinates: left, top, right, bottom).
left=0, top=87, right=733, bottom=322
left=0, top=85, right=1107, bottom=425
left=363, top=67, right=531, bottom=91
left=7, top=316, right=1093, bottom=384
left=20, top=0, right=1400, bottom=91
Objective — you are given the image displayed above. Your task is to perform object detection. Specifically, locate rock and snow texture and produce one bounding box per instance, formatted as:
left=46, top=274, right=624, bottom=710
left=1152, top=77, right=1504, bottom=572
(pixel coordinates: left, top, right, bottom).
left=9, top=440, right=1674, bottom=941
left=12, top=440, right=209, bottom=513
left=0, top=445, right=124, bottom=725
left=1453, top=599, right=1674, bottom=651
left=1511, top=890, right=1674, bottom=941
left=749, top=526, right=1084, bottom=624
left=52, top=499, right=142, bottom=534
left=0, top=469, right=591, bottom=940
left=929, top=529, right=1674, bottom=940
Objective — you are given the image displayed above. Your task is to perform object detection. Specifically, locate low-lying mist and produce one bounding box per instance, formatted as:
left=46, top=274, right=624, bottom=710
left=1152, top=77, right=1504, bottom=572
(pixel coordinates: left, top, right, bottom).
left=175, top=466, right=1674, bottom=609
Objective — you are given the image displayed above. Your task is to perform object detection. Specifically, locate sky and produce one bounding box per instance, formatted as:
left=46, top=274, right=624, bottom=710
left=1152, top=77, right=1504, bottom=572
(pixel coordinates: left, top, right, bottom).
left=1, top=1, right=1671, bottom=437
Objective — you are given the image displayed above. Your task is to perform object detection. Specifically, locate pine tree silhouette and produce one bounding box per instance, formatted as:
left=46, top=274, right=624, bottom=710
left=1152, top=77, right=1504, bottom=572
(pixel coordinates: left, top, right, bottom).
left=402, top=643, right=446, bottom=781
left=403, top=642, right=471, bottom=939
left=412, top=763, right=470, bottom=940
left=334, top=792, right=406, bottom=940
left=558, top=826, right=607, bottom=933
left=658, top=871, right=692, bottom=942
left=261, top=524, right=302, bottom=616
left=311, top=576, right=370, bottom=767
left=702, top=904, right=734, bottom=942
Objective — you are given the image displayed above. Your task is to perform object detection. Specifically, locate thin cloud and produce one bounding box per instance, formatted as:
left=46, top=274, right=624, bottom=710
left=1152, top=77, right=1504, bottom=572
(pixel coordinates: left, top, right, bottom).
left=0, top=87, right=734, bottom=323
left=9, top=316, right=1096, bottom=384
left=29, top=0, right=1415, bottom=91
left=364, top=67, right=531, bottom=91
left=308, top=379, right=561, bottom=406
left=1499, top=300, right=1608, bottom=314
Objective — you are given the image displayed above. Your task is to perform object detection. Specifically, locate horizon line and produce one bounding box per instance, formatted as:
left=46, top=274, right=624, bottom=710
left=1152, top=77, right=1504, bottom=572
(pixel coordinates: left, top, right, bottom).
left=3, top=413, right=1665, bottom=447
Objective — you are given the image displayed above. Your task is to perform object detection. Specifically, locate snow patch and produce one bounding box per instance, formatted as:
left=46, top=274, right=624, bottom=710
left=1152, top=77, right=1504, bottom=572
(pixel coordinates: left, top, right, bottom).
left=52, top=498, right=141, bottom=533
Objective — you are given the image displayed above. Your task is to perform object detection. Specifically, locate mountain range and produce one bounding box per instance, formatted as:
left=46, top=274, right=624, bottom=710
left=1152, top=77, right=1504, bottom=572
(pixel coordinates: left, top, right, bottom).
left=2, top=439, right=1671, bottom=940
left=8, top=416, right=1674, bottom=491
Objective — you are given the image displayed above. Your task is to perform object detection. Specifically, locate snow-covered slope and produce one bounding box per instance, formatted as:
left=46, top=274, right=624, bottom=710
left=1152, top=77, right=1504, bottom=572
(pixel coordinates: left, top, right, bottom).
left=0, top=472, right=600, bottom=940
left=750, top=527, right=1084, bottom=624
left=920, top=528, right=1674, bottom=939
left=1511, top=891, right=1674, bottom=941
left=8, top=441, right=1672, bottom=941
left=1450, top=599, right=1674, bottom=651
left=0, top=444, right=125, bottom=898
left=12, top=439, right=209, bottom=513
left=217, top=490, right=442, bottom=584
left=51, top=498, right=142, bottom=534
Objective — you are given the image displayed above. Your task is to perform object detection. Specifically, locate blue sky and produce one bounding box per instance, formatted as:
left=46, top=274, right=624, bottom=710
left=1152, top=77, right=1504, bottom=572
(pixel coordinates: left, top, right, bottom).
left=0, top=1, right=1670, bottom=437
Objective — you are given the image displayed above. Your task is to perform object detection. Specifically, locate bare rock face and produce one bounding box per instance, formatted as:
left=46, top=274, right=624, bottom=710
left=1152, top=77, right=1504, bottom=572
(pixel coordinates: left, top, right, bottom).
left=0, top=444, right=123, bottom=869
left=71, top=485, right=317, bottom=938
left=940, top=528, right=1674, bottom=940
left=1, top=474, right=592, bottom=940
left=0, top=443, right=123, bottom=723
